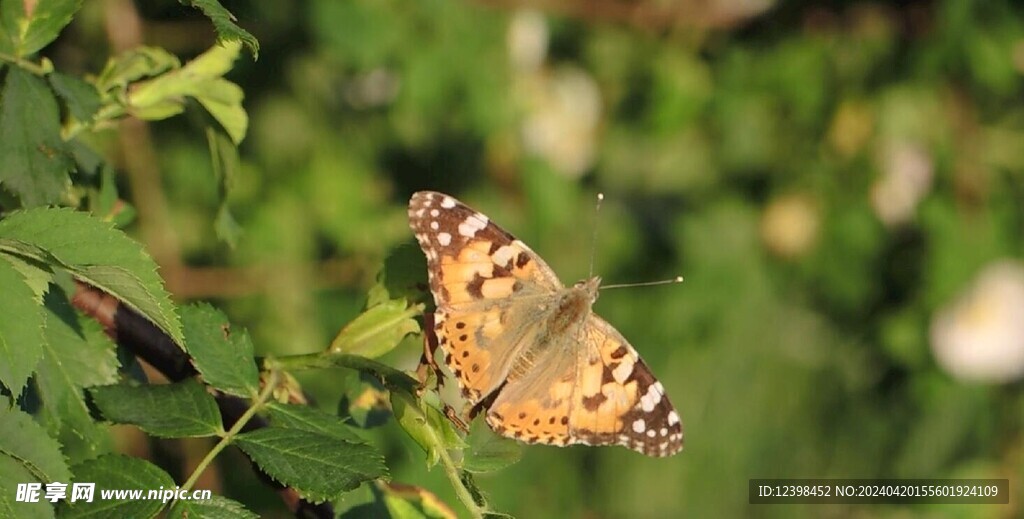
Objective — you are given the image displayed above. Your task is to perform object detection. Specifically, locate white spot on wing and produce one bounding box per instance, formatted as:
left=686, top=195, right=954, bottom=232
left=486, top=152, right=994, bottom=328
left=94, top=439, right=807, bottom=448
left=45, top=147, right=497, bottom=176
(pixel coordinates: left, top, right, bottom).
left=632, top=418, right=646, bottom=433
left=612, top=359, right=634, bottom=383
left=458, top=213, right=488, bottom=238
left=438, top=232, right=452, bottom=246
left=491, top=245, right=515, bottom=266
left=441, top=196, right=456, bottom=208
left=667, top=410, right=680, bottom=426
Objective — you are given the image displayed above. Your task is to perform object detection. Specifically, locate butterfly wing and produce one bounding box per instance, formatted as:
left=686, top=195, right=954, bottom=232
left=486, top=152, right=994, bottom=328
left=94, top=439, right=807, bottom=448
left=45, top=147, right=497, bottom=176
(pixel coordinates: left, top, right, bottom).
left=408, top=191, right=563, bottom=404
left=486, top=314, right=684, bottom=457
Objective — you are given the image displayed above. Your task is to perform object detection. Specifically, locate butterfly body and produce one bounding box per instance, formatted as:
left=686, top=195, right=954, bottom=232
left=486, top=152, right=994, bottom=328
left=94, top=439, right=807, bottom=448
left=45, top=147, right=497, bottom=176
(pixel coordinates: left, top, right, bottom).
left=408, top=191, right=683, bottom=457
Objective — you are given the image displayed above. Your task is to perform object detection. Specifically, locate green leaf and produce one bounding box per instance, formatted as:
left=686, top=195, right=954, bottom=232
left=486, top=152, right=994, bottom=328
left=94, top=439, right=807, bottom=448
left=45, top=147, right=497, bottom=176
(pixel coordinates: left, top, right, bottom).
left=33, top=286, right=117, bottom=461
left=89, top=379, right=222, bottom=438
left=0, top=0, right=82, bottom=57
left=235, top=426, right=387, bottom=502
left=129, top=41, right=248, bottom=144
left=266, top=402, right=368, bottom=444
left=391, top=391, right=465, bottom=468
left=95, top=46, right=180, bottom=94
left=48, top=72, right=101, bottom=122
left=58, top=454, right=174, bottom=519
left=0, top=258, right=45, bottom=396
left=0, top=455, right=55, bottom=519
left=167, top=495, right=258, bottom=519
left=180, top=303, right=259, bottom=397
left=0, top=67, right=73, bottom=206
left=0, top=207, right=183, bottom=346
left=0, top=252, right=53, bottom=301
left=462, top=419, right=522, bottom=474
left=179, top=0, right=259, bottom=59
left=329, top=293, right=422, bottom=359
left=207, top=126, right=242, bottom=247
left=380, top=482, right=457, bottom=519
left=0, top=406, right=72, bottom=484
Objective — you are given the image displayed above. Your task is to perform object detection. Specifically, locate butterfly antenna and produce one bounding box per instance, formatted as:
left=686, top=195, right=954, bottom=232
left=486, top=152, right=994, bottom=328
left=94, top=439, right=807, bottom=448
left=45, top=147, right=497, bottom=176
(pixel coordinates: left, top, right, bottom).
left=588, top=193, right=604, bottom=279
left=602, top=276, right=685, bottom=290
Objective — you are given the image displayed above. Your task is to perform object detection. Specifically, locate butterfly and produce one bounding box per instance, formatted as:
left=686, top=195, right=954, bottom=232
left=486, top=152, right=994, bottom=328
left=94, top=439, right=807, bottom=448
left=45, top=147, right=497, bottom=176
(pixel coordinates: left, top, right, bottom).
left=408, top=191, right=683, bottom=457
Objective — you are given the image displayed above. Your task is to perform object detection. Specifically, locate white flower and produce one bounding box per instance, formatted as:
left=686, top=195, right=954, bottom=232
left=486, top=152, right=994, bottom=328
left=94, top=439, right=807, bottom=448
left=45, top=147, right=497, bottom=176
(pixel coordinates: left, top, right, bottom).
left=507, top=9, right=548, bottom=73
left=930, top=261, right=1024, bottom=383
left=870, top=142, right=933, bottom=226
left=519, top=67, right=602, bottom=178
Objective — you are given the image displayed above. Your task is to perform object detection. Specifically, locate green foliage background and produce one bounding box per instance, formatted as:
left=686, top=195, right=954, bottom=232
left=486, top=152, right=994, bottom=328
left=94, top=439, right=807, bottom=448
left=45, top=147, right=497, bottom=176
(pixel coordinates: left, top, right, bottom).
left=3, top=0, right=1023, bottom=517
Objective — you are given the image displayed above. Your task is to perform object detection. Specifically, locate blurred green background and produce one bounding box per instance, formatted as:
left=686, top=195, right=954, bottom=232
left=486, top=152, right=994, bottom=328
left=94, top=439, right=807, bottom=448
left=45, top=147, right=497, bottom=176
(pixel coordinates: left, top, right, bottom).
left=61, top=0, right=1024, bottom=516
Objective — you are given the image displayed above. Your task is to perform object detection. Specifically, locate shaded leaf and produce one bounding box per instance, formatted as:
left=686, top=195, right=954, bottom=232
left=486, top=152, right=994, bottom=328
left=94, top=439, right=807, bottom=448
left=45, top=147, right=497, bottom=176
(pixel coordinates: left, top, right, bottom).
left=167, top=495, right=258, bottom=519
left=0, top=68, right=72, bottom=206
left=266, top=402, right=368, bottom=444
left=33, top=286, right=117, bottom=461
left=0, top=207, right=183, bottom=345
left=179, top=0, right=259, bottom=59
left=58, top=454, right=174, bottom=519
left=48, top=72, right=100, bottom=122
left=0, top=407, right=71, bottom=484
left=0, top=0, right=81, bottom=57
left=89, top=379, right=222, bottom=438
left=0, top=259, right=45, bottom=396
left=462, top=419, right=522, bottom=474
left=181, top=303, right=259, bottom=397
left=235, top=426, right=387, bottom=502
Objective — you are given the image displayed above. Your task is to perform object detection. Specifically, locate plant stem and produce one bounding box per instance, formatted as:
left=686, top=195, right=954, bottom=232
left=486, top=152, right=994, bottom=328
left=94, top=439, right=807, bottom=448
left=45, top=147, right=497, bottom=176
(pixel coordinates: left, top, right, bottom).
left=178, top=368, right=281, bottom=493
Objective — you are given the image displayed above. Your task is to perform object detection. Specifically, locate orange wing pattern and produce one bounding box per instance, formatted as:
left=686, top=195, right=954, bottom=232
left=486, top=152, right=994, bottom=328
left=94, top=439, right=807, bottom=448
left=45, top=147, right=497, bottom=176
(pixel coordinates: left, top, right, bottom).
left=408, top=191, right=683, bottom=457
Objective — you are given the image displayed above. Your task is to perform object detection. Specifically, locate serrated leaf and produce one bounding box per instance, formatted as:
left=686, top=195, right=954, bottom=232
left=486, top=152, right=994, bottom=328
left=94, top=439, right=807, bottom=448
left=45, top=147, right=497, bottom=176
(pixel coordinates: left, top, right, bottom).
left=167, top=495, right=258, bottom=519
left=48, top=72, right=100, bottom=122
left=0, top=406, right=72, bottom=484
left=58, top=454, right=174, bottom=519
left=235, top=427, right=387, bottom=502
left=33, top=286, right=117, bottom=460
left=0, top=252, right=53, bottom=301
left=329, top=295, right=422, bottom=359
left=267, top=402, right=368, bottom=444
left=89, top=379, right=222, bottom=438
left=0, top=0, right=81, bottom=57
left=380, top=482, right=457, bottom=519
left=0, top=259, right=45, bottom=396
left=179, top=0, right=259, bottom=59
left=129, top=41, right=248, bottom=144
left=181, top=303, right=259, bottom=397
left=0, top=208, right=183, bottom=346
left=0, top=455, right=55, bottom=519
left=462, top=419, right=522, bottom=474
left=0, top=67, right=73, bottom=206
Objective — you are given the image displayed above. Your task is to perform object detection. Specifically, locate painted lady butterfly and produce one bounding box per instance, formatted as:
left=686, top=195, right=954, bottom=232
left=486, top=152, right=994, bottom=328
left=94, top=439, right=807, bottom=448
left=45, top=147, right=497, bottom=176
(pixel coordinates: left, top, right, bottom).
left=408, top=191, right=683, bottom=457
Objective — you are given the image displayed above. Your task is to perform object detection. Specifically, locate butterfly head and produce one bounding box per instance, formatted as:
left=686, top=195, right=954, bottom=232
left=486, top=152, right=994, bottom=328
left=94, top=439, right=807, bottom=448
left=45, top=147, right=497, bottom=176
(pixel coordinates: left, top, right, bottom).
left=572, top=276, right=602, bottom=303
